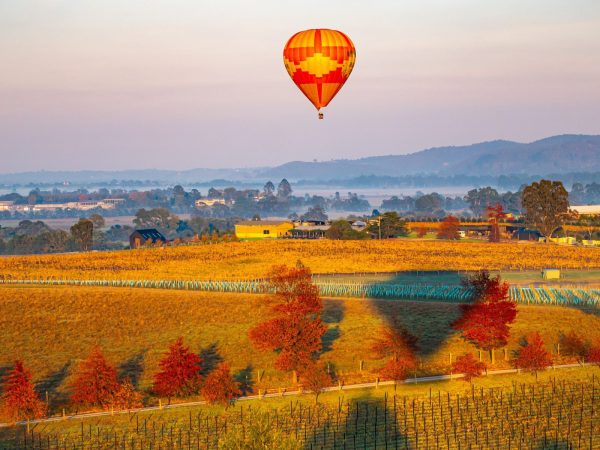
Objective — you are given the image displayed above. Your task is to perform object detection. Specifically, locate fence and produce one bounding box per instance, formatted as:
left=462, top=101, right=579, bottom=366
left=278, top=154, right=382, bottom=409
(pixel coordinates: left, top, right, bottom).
left=9, top=378, right=600, bottom=449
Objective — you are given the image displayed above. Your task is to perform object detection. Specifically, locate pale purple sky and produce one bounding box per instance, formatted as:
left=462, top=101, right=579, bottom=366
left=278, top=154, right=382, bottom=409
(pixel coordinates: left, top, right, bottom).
left=1, top=0, right=599, bottom=172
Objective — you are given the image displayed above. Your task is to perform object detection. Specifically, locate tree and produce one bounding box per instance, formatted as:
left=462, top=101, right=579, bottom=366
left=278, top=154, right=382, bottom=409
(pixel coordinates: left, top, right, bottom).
left=201, top=363, right=241, bottom=407
left=485, top=204, right=506, bottom=243
left=437, top=216, right=460, bottom=240
left=152, top=337, right=202, bottom=402
left=414, top=193, right=444, bottom=213
left=249, top=265, right=326, bottom=372
left=587, top=340, right=600, bottom=366
left=416, top=227, right=427, bottom=238
left=263, top=181, right=275, bottom=197
left=464, top=187, right=500, bottom=217
left=453, top=272, right=517, bottom=363
left=300, top=205, right=328, bottom=222
left=559, top=331, right=588, bottom=362
left=325, top=220, right=368, bottom=240
left=514, top=332, right=552, bottom=380
left=366, top=211, right=408, bottom=239
left=2, top=361, right=47, bottom=420
left=300, top=362, right=332, bottom=403
left=277, top=179, right=292, bottom=199
left=133, top=208, right=180, bottom=236
left=70, top=219, right=93, bottom=251
left=112, top=379, right=143, bottom=410
left=88, top=213, right=105, bottom=229
left=370, top=324, right=418, bottom=381
left=452, top=354, right=486, bottom=382
left=70, top=347, right=119, bottom=409
left=522, top=180, right=569, bottom=240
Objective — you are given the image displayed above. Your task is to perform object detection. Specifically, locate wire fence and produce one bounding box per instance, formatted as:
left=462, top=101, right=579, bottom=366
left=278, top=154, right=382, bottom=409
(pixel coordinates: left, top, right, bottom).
left=8, top=377, right=600, bottom=449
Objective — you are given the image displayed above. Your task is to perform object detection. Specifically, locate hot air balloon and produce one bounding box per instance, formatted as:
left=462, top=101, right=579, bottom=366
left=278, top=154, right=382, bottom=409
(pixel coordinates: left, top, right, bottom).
left=283, top=29, right=356, bottom=119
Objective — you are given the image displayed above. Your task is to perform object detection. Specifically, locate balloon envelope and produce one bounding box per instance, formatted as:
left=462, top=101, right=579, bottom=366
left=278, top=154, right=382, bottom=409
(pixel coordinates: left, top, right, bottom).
left=283, top=29, right=356, bottom=113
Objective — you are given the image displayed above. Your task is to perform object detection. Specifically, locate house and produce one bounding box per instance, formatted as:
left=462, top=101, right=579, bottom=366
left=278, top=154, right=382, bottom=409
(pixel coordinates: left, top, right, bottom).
left=0, top=201, right=14, bottom=211
left=129, top=229, right=167, bottom=248
left=512, top=229, right=543, bottom=241
left=572, top=205, right=600, bottom=216
left=234, top=220, right=293, bottom=239
left=195, top=199, right=229, bottom=207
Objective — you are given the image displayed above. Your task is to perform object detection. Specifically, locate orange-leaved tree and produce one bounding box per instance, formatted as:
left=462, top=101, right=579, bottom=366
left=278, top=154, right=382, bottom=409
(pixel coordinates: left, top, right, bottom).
left=2, top=361, right=47, bottom=420
left=485, top=204, right=506, bottom=243
left=112, top=379, right=143, bottom=410
left=300, top=361, right=332, bottom=403
left=452, top=353, right=486, bottom=383
left=514, top=332, right=553, bottom=380
left=70, top=347, right=120, bottom=410
left=152, top=337, right=202, bottom=403
left=249, top=264, right=326, bottom=374
left=453, top=271, right=517, bottom=363
left=201, top=363, right=241, bottom=407
left=370, top=324, right=418, bottom=382
left=437, top=216, right=461, bottom=240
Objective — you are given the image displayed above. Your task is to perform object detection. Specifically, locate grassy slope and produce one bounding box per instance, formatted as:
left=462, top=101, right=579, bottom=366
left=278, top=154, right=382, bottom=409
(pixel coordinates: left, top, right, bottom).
left=2, top=240, right=600, bottom=280
left=1, top=285, right=599, bottom=413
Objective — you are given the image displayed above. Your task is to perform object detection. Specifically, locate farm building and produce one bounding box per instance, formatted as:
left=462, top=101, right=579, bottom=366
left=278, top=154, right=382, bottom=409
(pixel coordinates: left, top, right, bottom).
left=129, top=229, right=167, bottom=248
left=572, top=205, right=600, bottom=216
left=235, top=220, right=293, bottom=239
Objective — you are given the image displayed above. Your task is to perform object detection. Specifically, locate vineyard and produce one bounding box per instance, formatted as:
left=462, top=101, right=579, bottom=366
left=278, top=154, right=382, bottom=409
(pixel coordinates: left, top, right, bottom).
left=4, top=377, right=600, bottom=449
left=1, top=240, right=600, bottom=281
left=2, top=278, right=600, bottom=307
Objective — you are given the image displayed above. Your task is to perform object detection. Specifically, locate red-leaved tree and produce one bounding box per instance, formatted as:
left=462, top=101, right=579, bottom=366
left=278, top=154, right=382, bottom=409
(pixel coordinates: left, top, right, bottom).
left=453, top=271, right=517, bottom=363
left=71, top=347, right=120, bottom=409
left=588, top=340, right=600, bottom=366
left=249, top=265, right=326, bottom=373
left=152, top=337, right=202, bottom=403
left=201, top=363, right=241, bottom=407
left=300, top=362, right=332, bottom=403
left=2, top=361, right=47, bottom=420
left=452, top=353, right=486, bottom=382
left=437, top=216, right=461, bottom=240
left=370, top=324, right=418, bottom=381
left=485, top=204, right=506, bottom=243
left=514, top=332, right=553, bottom=380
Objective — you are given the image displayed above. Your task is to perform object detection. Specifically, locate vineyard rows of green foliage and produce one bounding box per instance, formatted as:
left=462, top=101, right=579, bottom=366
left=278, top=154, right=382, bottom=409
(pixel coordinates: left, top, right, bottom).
left=1, top=279, right=600, bottom=306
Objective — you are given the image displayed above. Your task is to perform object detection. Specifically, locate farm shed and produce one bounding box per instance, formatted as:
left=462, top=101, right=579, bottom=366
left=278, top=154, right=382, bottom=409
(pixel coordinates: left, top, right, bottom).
left=129, top=229, right=167, bottom=249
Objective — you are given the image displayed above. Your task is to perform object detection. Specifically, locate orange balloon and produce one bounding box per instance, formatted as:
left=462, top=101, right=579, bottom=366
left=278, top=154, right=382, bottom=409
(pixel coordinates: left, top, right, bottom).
left=283, top=29, right=356, bottom=117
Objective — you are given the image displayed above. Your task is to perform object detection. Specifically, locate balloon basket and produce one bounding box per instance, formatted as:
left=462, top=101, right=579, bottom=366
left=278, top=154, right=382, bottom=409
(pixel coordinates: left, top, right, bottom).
left=318, top=112, right=324, bottom=120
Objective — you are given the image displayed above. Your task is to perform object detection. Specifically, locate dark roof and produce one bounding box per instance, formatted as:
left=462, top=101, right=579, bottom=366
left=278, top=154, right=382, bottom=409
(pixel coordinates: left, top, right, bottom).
left=132, top=228, right=166, bottom=240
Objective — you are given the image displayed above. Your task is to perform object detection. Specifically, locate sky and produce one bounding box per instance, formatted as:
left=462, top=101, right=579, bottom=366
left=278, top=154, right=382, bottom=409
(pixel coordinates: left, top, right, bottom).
left=1, top=0, right=600, bottom=173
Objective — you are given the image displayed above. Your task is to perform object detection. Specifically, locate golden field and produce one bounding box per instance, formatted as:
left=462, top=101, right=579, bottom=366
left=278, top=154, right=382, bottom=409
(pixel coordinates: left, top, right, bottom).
left=1, top=240, right=600, bottom=281
left=1, top=285, right=599, bottom=414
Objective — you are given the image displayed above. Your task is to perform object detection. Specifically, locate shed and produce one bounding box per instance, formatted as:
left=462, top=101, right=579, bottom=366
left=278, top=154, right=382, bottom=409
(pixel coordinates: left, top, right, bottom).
left=130, top=229, right=167, bottom=249
left=542, top=269, right=560, bottom=280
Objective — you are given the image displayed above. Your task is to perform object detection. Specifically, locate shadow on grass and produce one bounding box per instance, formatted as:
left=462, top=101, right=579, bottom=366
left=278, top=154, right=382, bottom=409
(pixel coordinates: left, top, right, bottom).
left=321, top=300, right=345, bottom=355
left=118, top=351, right=146, bottom=388
left=199, top=342, right=224, bottom=376
left=302, top=391, right=412, bottom=449
left=234, top=364, right=254, bottom=395
left=37, top=362, right=72, bottom=412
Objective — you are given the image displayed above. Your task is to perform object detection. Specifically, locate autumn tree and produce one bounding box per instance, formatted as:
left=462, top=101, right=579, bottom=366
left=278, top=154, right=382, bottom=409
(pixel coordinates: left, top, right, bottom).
left=370, top=324, right=418, bottom=381
left=522, top=179, right=569, bottom=241
left=559, top=331, right=589, bottom=362
left=112, top=379, right=143, bottom=410
left=70, top=347, right=119, bottom=409
left=249, top=265, right=326, bottom=373
left=201, top=363, right=241, bottom=407
left=587, top=340, right=600, bottom=366
left=514, top=332, right=553, bottom=380
left=2, top=361, right=47, bottom=420
left=300, top=362, right=332, bottom=403
left=152, top=337, right=202, bottom=403
left=437, top=216, right=461, bottom=240
left=416, top=227, right=427, bottom=238
left=453, top=271, right=517, bottom=363
left=485, top=204, right=506, bottom=243
left=452, top=354, right=486, bottom=383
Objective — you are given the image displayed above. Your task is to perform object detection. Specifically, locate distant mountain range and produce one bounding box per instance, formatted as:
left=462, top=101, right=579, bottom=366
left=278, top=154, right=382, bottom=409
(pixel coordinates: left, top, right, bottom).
left=1, top=134, right=599, bottom=186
